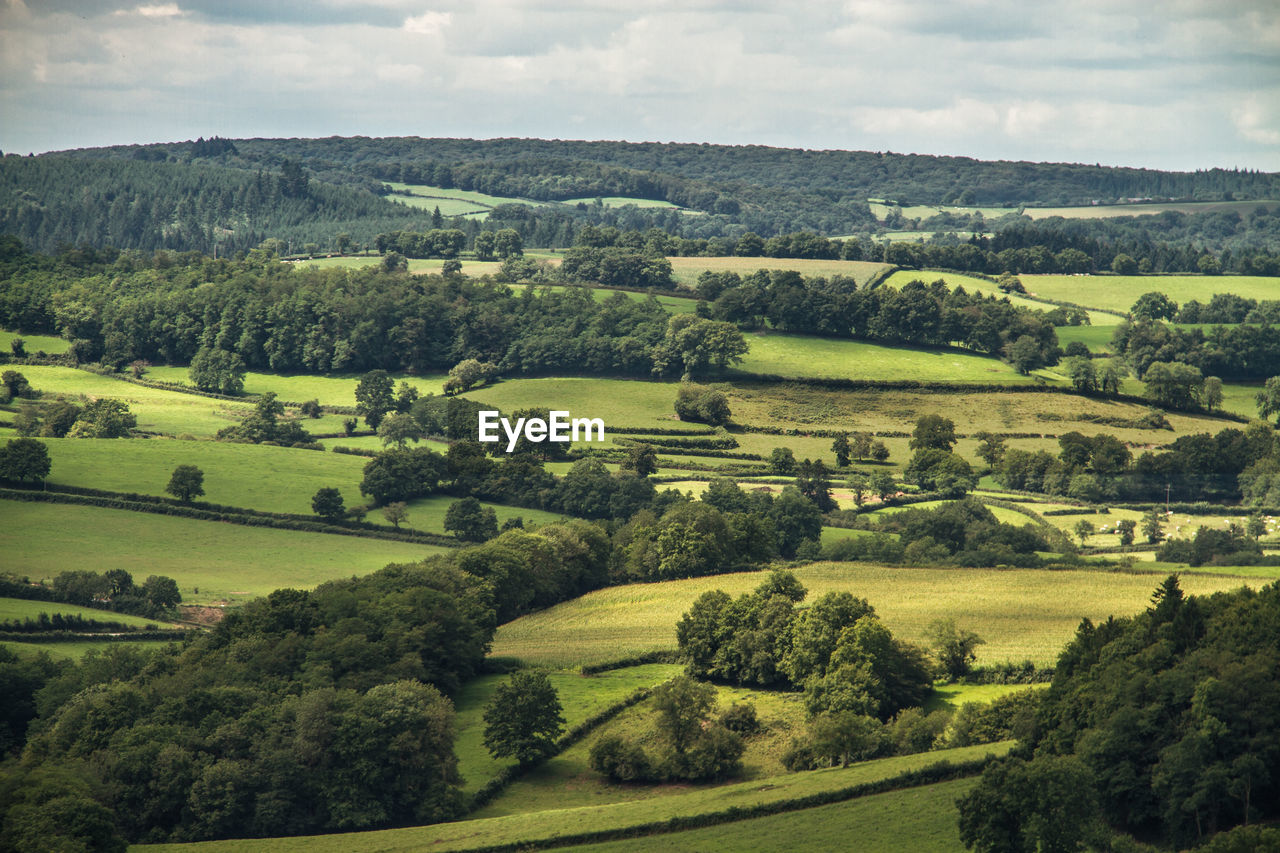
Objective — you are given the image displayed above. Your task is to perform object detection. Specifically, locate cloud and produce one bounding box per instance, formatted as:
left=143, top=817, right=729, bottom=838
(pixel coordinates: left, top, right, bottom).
left=135, top=3, right=182, bottom=17
left=403, top=10, right=449, bottom=35
left=1234, top=97, right=1280, bottom=146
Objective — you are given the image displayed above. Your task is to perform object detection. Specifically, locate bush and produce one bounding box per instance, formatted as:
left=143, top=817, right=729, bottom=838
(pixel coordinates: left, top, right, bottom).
left=589, top=735, right=653, bottom=783
left=718, top=702, right=760, bottom=735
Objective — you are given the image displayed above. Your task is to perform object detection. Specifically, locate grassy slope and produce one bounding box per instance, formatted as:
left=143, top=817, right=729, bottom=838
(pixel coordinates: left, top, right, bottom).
left=490, top=562, right=1258, bottom=669
left=135, top=743, right=1007, bottom=853
left=461, top=377, right=684, bottom=429
left=0, top=330, right=70, bottom=354
left=561, top=776, right=977, bottom=852
left=39, top=438, right=369, bottom=515
left=0, top=498, right=444, bottom=604
left=401, top=494, right=569, bottom=536
left=1021, top=274, right=1280, bottom=314
left=666, top=257, right=891, bottom=288
left=452, top=664, right=683, bottom=795
left=0, top=597, right=179, bottom=628
left=1, top=639, right=173, bottom=660
left=142, top=366, right=448, bottom=408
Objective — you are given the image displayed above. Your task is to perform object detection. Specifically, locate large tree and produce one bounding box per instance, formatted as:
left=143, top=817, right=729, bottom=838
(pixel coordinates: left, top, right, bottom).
left=165, top=465, right=205, bottom=502
left=355, top=370, right=396, bottom=429
left=482, top=670, right=565, bottom=767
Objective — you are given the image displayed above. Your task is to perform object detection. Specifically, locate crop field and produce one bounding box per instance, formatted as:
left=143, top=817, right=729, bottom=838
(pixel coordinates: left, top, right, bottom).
left=138, top=742, right=1007, bottom=853
left=737, top=333, right=1044, bottom=384
left=0, top=499, right=445, bottom=604
left=461, top=377, right=684, bottom=429
left=1021, top=274, right=1280, bottom=313
left=382, top=182, right=558, bottom=214
left=1023, top=199, right=1278, bottom=220
left=142, top=366, right=449, bottom=407
left=721, top=382, right=1224, bottom=440
left=0, top=329, right=70, bottom=354
left=489, top=563, right=1258, bottom=669
left=452, top=664, right=682, bottom=794
left=0, top=596, right=180, bottom=628
left=666, top=256, right=891, bottom=288
left=560, top=777, right=977, bottom=852
left=868, top=201, right=1015, bottom=221
left=38, top=437, right=369, bottom=514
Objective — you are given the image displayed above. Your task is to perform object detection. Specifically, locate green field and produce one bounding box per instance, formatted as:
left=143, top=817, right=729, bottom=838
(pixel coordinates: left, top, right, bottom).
left=1021, top=274, right=1280, bottom=314
left=452, top=664, right=682, bottom=794
left=666, top=256, right=891, bottom=288
left=868, top=198, right=1277, bottom=224
left=1, top=639, right=173, bottom=660
left=489, top=562, right=1257, bottom=669
left=560, top=777, right=977, bottom=852
left=507, top=283, right=699, bottom=314
left=0, top=330, right=70, bottom=355
left=461, top=377, right=684, bottom=429
left=0, top=596, right=179, bottom=629
left=402, top=494, right=570, bottom=536
left=737, top=333, right=1046, bottom=384
left=562, top=196, right=687, bottom=211
left=0, top=499, right=445, bottom=604
left=142, top=366, right=449, bottom=408
left=137, top=742, right=1006, bottom=853
left=38, top=437, right=369, bottom=514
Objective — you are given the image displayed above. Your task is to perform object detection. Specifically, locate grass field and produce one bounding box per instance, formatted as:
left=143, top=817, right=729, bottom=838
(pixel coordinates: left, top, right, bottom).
left=507, top=283, right=699, bottom=314
left=666, top=257, right=891, bottom=289
left=12, top=366, right=256, bottom=437
left=0, top=596, right=179, bottom=629
left=736, top=333, right=1048, bottom=384
left=452, top=664, right=683, bottom=794
left=461, top=377, right=684, bottom=429
left=137, top=742, right=1007, bottom=853
left=1021, top=274, right=1280, bottom=314
left=867, top=199, right=1277, bottom=224
left=402, top=494, right=570, bottom=536
left=0, top=330, right=70, bottom=355
left=560, top=776, right=978, bottom=852
left=38, top=437, right=369, bottom=515
left=562, top=196, right=687, bottom=210
left=0, top=499, right=444, bottom=604
left=142, top=366, right=449, bottom=408
left=489, top=562, right=1257, bottom=669
left=0, top=639, right=174, bottom=660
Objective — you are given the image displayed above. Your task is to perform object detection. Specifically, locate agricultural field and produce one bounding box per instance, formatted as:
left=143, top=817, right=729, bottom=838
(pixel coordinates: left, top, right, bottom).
left=0, top=499, right=446, bottom=604
left=402, top=494, right=570, bottom=536
left=0, top=329, right=70, bottom=354
left=561, top=196, right=688, bottom=210
left=867, top=198, right=1276, bottom=224
left=736, top=332, right=1050, bottom=384
left=143, top=365, right=449, bottom=408
left=460, top=377, right=685, bottom=429
left=381, top=182, right=557, bottom=215
left=506, top=283, right=699, bottom=314
left=1020, top=273, right=1280, bottom=313
left=666, top=256, right=891, bottom=288
left=36, top=437, right=369, bottom=514
left=489, top=562, right=1257, bottom=670
left=0, top=596, right=181, bottom=629
left=0, top=639, right=173, bottom=660
left=139, top=742, right=1008, bottom=853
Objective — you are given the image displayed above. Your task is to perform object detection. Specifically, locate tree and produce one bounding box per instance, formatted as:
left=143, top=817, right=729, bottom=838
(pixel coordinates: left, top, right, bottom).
left=1074, top=519, right=1095, bottom=546
left=1246, top=514, right=1266, bottom=541
left=444, top=497, right=498, bottom=542
left=165, top=465, right=204, bottom=502
left=1143, top=361, right=1203, bottom=409
left=311, top=487, right=345, bottom=521
left=674, top=385, right=731, bottom=426
left=494, top=228, right=523, bottom=259
left=831, top=433, right=851, bottom=467
left=1117, top=518, right=1136, bottom=547
left=1202, top=376, right=1224, bottom=413
left=850, top=431, right=873, bottom=461
left=1111, top=253, right=1139, bottom=275
left=870, top=471, right=897, bottom=501
left=1, top=369, right=32, bottom=400
left=9, top=336, right=25, bottom=357
left=807, top=711, right=883, bottom=768
left=623, top=443, right=658, bottom=477
left=142, top=575, right=181, bottom=609
left=0, top=437, right=51, bottom=482
left=905, top=449, right=975, bottom=497
left=925, top=618, right=985, bottom=679
left=1005, top=335, right=1047, bottom=374
left=847, top=473, right=868, bottom=507
left=910, top=415, right=957, bottom=451
left=1141, top=508, right=1166, bottom=544
left=473, top=230, right=496, bottom=260
left=973, top=431, right=1006, bottom=468
left=1064, top=356, right=1097, bottom=393
left=377, top=412, right=423, bottom=448
left=355, top=370, right=396, bottom=429
left=1131, top=291, right=1178, bottom=321
left=381, top=501, right=409, bottom=529
left=68, top=398, right=137, bottom=438
left=1257, top=376, right=1280, bottom=425
left=769, top=446, right=796, bottom=475
left=482, top=670, right=565, bottom=767
left=957, top=755, right=1103, bottom=853
left=188, top=346, right=246, bottom=395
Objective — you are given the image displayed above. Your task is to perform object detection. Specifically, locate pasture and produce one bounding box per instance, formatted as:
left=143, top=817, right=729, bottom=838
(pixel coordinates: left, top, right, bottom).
left=401, top=494, right=570, bottom=536
left=1021, top=274, right=1280, bottom=314
left=0, top=330, right=70, bottom=355
left=143, top=366, right=449, bottom=408
left=666, top=256, right=891, bottom=288
left=38, top=437, right=369, bottom=515
left=138, top=742, right=1007, bottom=853
left=0, top=639, right=173, bottom=660
left=736, top=333, right=1047, bottom=384
left=0, top=596, right=180, bottom=629
left=506, top=283, right=698, bottom=314
left=489, top=562, right=1258, bottom=669
left=462, top=377, right=684, bottom=429
left=0, top=499, right=445, bottom=604
left=562, top=196, right=687, bottom=210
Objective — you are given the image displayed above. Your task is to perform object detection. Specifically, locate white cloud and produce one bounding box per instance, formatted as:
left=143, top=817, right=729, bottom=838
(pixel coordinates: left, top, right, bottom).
left=403, top=10, right=449, bottom=35
left=135, top=4, right=183, bottom=17
left=1234, top=96, right=1280, bottom=146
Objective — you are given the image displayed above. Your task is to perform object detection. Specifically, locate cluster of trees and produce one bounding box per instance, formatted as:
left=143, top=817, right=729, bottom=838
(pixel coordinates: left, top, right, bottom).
left=701, top=272, right=1060, bottom=372
left=1133, top=289, right=1280, bottom=325
left=677, top=572, right=932, bottom=718
left=0, top=242, right=746, bottom=381
left=1156, top=523, right=1278, bottom=567
left=957, top=578, right=1280, bottom=850
left=373, top=228, right=467, bottom=258
left=10, top=387, right=137, bottom=439
left=993, top=421, right=1280, bottom=504
left=1115, top=318, right=1280, bottom=382
left=15, top=567, right=182, bottom=619
left=216, top=392, right=314, bottom=446
left=558, top=245, right=676, bottom=290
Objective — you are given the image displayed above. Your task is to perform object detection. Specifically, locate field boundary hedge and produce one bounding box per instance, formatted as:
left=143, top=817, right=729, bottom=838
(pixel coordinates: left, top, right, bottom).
left=451, top=755, right=998, bottom=853
left=0, top=485, right=459, bottom=547
left=0, top=629, right=193, bottom=643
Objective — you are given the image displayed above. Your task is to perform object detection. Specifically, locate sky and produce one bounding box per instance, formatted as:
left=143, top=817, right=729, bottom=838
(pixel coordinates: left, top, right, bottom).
left=1, top=0, right=1278, bottom=171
